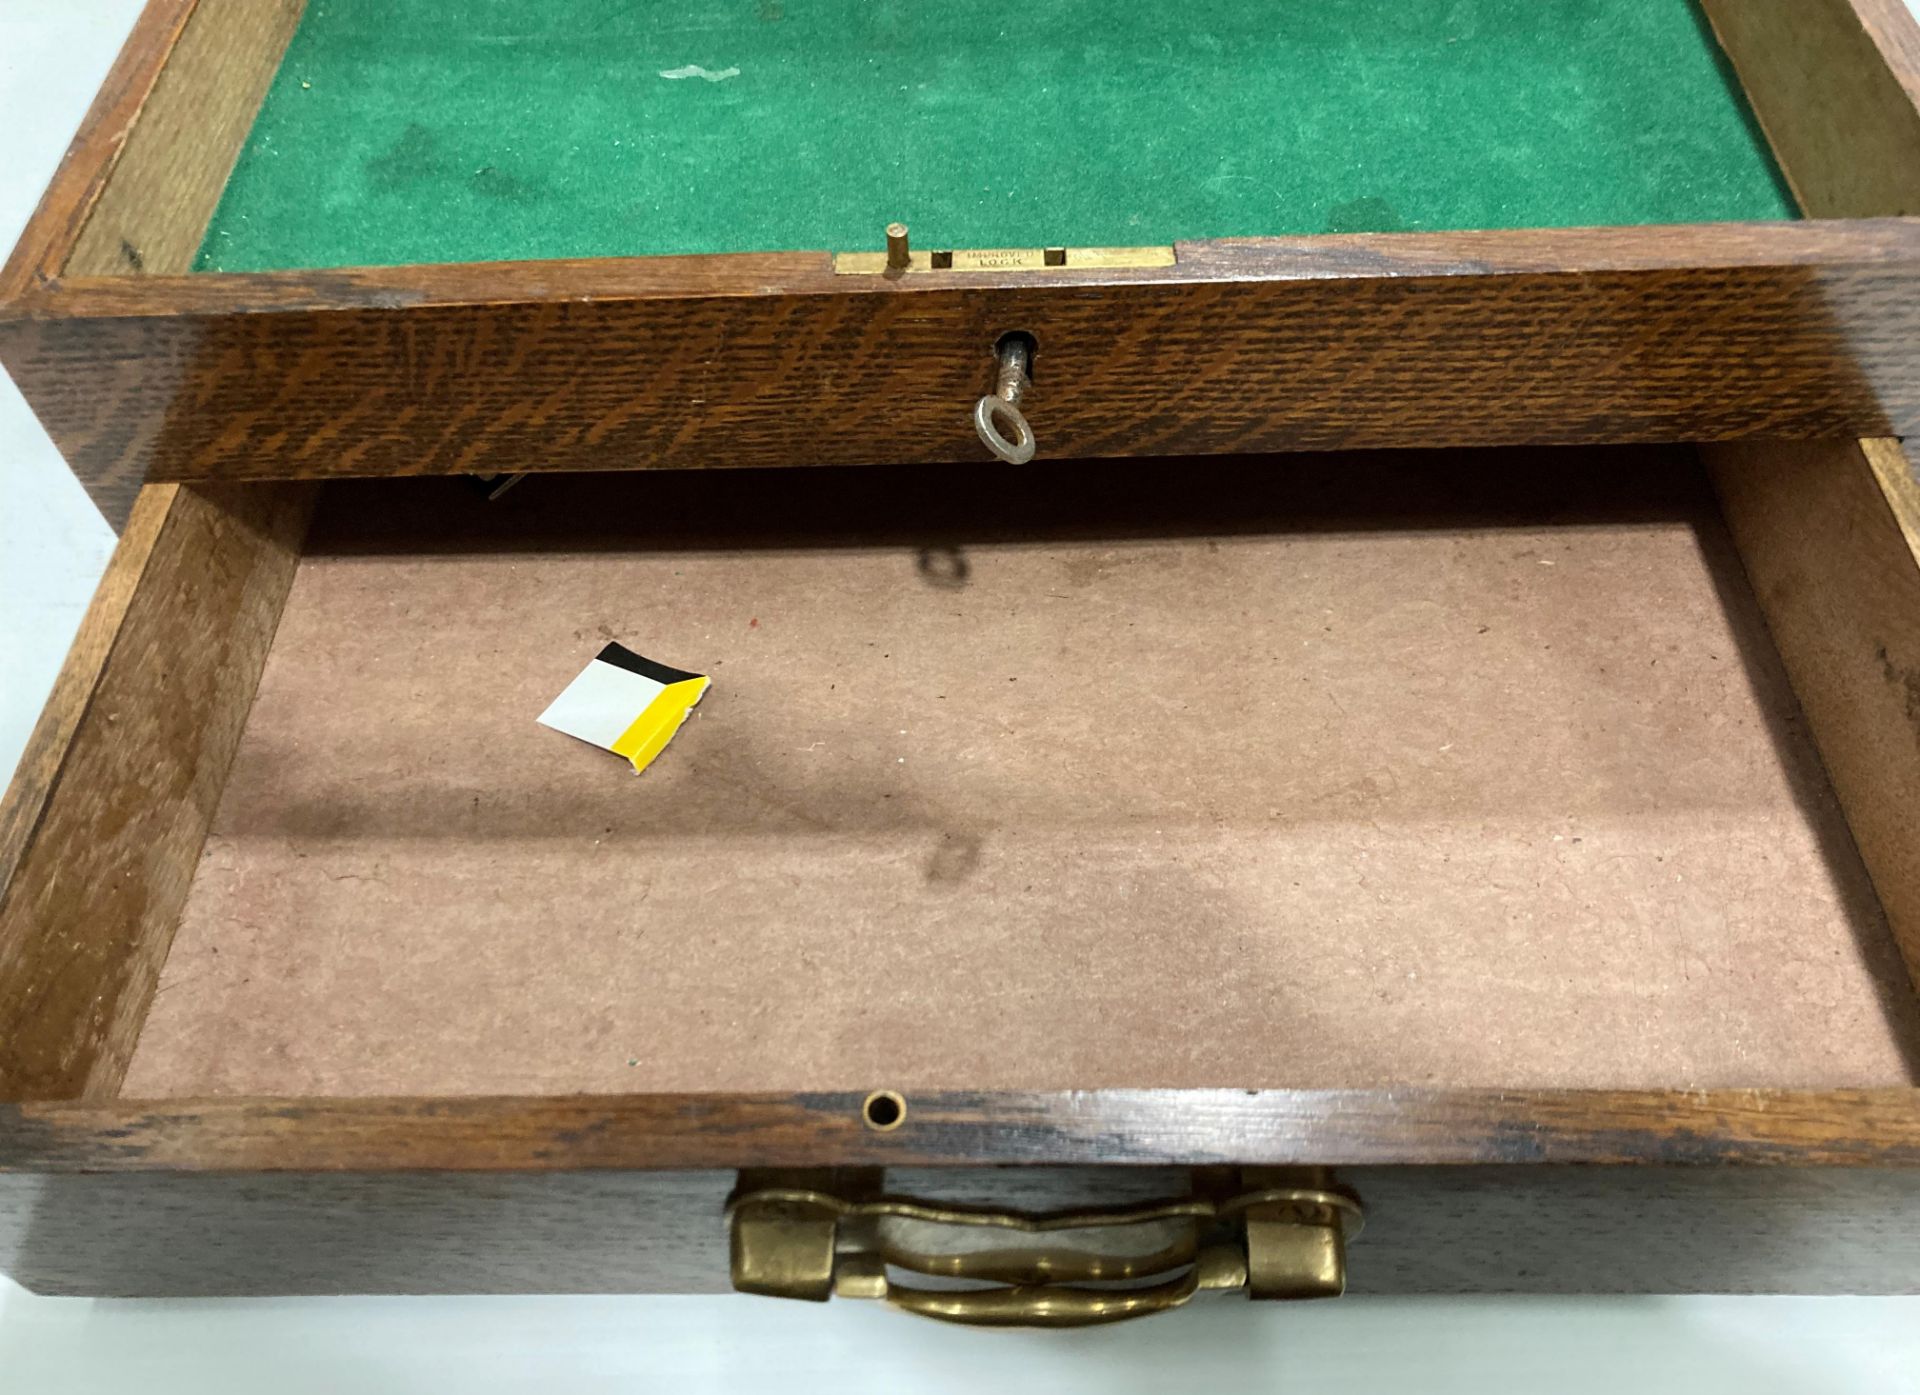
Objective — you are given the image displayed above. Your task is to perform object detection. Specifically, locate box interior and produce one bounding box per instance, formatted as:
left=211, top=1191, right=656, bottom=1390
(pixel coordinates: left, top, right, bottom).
left=189, top=0, right=1796, bottom=273
left=116, top=447, right=1920, bottom=1099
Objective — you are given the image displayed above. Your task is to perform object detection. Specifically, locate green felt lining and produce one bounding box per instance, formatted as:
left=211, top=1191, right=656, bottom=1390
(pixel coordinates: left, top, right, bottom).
left=194, top=0, right=1795, bottom=273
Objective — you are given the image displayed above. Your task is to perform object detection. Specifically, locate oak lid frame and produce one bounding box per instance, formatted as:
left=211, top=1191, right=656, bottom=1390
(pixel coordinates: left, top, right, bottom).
left=6, top=0, right=1920, bottom=528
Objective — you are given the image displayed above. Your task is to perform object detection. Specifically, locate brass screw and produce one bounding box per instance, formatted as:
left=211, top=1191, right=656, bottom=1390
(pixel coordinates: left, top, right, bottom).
left=885, top=222, right=911, bottom=271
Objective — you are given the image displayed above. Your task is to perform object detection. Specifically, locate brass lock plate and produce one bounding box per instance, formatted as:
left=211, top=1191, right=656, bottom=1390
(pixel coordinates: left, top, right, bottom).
left=833, top=244, right=1176, bottom=275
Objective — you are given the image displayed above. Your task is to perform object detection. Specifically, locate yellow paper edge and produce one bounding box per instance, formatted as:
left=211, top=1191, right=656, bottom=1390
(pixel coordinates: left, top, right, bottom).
left=609, top=676, right=709, bottom=774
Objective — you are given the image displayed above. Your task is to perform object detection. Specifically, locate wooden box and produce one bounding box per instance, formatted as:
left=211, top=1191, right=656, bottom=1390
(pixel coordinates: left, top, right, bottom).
left=4, top=0, right=1920, bottom=1322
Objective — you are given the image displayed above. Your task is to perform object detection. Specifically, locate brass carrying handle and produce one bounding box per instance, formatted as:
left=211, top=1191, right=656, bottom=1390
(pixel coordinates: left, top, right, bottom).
left=727, top=1174, right=1363, bottom=1329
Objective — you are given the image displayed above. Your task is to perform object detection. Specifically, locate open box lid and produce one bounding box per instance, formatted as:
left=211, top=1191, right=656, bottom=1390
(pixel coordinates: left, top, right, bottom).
left=3, top=0, right=1920, bottom=528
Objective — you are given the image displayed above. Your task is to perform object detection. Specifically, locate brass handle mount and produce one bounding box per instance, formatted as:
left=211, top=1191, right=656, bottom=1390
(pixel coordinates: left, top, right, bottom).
left=727, top=1168, right=1363, bottom=1328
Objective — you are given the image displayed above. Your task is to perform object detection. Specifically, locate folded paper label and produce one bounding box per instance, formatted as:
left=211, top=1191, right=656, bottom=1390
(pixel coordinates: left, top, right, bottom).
left=537, top=642, right=709, bottom=774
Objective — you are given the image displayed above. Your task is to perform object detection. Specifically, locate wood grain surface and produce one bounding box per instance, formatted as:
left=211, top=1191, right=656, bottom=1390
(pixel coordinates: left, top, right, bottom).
left=0, top=0, right=305, bottom=536
left=63, top=0, right=306, bottom=280
left=0, top=483, right=312, bottom=1102
left=0, top=0, right=199, bottom=298
left=4, top=1164, right=1918, bottom=1298
left=0, top=486, right=176, bottom=893
left=7, top=1090, right=1920, bottom=1172
left=1709, top=438, right=1920, bottom=992
left=1701, top=0, right=1920, bottom=218
left=1696, top=0, right=1920, bottom=995
left=7, top=220, right=1920, bottom=527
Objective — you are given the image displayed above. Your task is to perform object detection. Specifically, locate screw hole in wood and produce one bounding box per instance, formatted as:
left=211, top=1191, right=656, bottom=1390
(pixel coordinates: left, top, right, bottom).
left=862, top=1089, right=906, bottom=1131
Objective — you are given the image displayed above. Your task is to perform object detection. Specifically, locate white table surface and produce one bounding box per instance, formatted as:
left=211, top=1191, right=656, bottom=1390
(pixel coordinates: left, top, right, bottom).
left=3, top=5, right=1918, bottom=1390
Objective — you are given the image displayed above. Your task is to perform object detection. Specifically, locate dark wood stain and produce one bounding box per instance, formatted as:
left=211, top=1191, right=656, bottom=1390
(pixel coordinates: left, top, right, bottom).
left=7, top=220, right=1920, bottom=526
left=6, top=1090, right=1920, bottom=1172
left=4, top=1163, right=1920, bottom=1298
